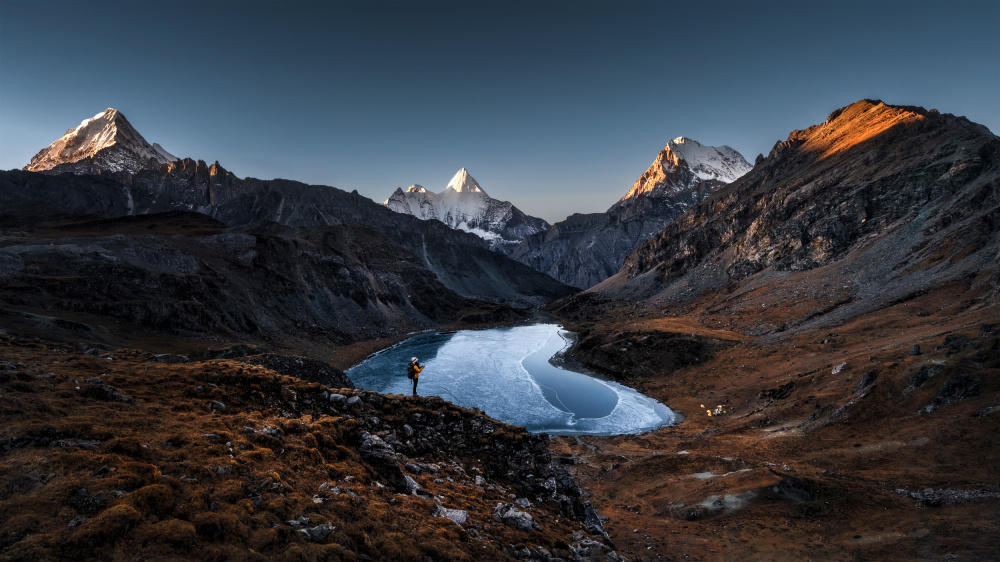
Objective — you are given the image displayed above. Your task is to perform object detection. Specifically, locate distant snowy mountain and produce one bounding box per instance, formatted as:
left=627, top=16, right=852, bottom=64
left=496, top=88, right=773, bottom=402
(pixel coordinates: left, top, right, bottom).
left=384, top=168, right=549, bottom=254
left=24, top=108, right=177, bottom=175
left=615, top=137, right=751, bottom=204
left=511, top=137, right=752, bottom=288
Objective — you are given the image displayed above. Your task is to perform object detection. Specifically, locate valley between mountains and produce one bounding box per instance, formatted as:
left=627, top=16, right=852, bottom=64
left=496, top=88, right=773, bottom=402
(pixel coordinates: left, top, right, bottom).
left=1, top=99, right=997, bottom=561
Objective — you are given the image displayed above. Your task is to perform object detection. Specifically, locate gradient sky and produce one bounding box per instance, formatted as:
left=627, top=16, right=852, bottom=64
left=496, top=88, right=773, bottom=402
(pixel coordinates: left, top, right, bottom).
left=1, top=0, right=998, bottom=223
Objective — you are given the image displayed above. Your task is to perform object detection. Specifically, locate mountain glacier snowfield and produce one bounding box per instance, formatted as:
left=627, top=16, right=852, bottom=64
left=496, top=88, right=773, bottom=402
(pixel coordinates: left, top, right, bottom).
left=346, top=323, right=676, bottom=435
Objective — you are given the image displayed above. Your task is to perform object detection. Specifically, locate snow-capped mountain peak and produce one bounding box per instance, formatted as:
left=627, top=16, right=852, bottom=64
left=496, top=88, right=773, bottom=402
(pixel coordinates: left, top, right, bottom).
left=24, top=108, right=175, bottom=174
left=664, top=137, right=750, bottom=183
left=384, top=168, right=548, bottom=254
left=445, top=168, right=486, bottom=195
left=616, top=137, right=752, bottom=204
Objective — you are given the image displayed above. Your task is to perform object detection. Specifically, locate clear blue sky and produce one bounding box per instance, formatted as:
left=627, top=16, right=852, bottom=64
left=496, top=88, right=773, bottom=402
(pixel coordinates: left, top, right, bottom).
left=2, top=0, right=998, bottom=223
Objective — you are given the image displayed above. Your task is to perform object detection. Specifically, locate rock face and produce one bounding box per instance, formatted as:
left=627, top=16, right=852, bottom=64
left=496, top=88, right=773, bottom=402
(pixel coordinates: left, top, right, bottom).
left=511, top=138, right=750, bottom=289
left=25, top=108, right=176, bottom=175
left=0, top=162, right=574, bottom=308
left=0, top=209, right=481, bottom=347
left=384, top=168, right=550, bottom=255
left=611, top=100, right=1000, bottom=314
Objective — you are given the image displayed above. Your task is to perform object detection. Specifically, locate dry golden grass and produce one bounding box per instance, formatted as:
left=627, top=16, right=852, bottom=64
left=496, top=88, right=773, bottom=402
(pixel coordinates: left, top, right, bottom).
left=0, top=333, right=593, bottom=561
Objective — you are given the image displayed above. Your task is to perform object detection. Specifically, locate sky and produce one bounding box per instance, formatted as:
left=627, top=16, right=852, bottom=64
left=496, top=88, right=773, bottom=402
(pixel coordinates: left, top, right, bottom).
left=1, top=0, right=998, bottom=223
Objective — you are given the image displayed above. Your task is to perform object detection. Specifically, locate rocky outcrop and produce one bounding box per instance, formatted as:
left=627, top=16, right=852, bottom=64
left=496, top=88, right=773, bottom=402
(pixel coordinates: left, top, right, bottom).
left=612, top=100, right=1000, bottom=316
left=0, top=334, right=612, bottom=561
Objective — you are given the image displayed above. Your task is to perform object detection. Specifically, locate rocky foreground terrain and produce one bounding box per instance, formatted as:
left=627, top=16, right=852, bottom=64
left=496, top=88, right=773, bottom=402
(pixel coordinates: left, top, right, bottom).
left=0, top=333, right=616, bottom=561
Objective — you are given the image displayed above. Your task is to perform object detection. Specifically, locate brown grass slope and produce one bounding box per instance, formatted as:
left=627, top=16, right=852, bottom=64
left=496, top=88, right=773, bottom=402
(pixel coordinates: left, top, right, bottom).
left=543, top=100, right=1000, bottom=560
left=0, top=333, right=614, bottom=561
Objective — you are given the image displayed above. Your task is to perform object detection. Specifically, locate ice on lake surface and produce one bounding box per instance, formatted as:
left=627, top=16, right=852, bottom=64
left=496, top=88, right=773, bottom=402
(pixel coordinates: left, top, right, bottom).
left=346, top=324, right=675, bottom=435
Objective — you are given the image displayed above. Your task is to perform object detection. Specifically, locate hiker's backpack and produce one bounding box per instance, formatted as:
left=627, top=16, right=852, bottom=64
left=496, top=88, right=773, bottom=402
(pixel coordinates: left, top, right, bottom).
left=407, top=362, right=416, bottom=379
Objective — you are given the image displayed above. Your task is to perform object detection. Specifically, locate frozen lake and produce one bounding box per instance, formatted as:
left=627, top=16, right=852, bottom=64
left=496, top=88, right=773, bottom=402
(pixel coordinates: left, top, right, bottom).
left=345, top=323, right=675, bottom=435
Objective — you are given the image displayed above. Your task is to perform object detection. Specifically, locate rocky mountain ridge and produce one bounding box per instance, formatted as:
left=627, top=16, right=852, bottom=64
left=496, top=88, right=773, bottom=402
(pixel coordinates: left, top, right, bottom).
left=0, top=161, right=573, bottom=309
left=540, top=99, right=999, bottom=560
left=609, top=100, right=1000, bottom=320
left=25, top=108, right=176, bottom=175
left=384, top=168, right=550, bottom=255
left=0, top=205, right=511, bottom=352
left=511, top=138, right=750, bottom=289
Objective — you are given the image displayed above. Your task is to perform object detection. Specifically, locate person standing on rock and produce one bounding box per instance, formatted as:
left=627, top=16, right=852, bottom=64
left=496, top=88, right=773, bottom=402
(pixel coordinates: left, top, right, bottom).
left=407, top=357, right=423, bottom=396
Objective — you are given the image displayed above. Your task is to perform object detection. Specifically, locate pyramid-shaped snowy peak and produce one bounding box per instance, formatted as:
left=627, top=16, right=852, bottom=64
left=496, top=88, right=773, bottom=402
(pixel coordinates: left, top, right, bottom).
left=444, top=168, right=486, bottom=195
left=24, top=108, right=175, bottom=174
left=383, top=168, right=548, bottom=254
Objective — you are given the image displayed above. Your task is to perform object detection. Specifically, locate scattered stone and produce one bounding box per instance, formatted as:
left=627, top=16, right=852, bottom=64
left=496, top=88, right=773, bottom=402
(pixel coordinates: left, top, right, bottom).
left=759, top=381, right=794, bottom=400
left=286, top=516, right=311, bottom=528
left=66, top=517, right=87, bottom=530
left=433, top=505, right=468, bottom=525
left=854, top=368, right=878, bottom=393
left=583, top=501, right=611, bottom=541
left=261, top=425, right=283, bottom=439
left=50, top=439, right=102, bottom=449
left=909, top=344, right=921, bottom=356
left=974, top=403, right=1000, bottom=418
left=207, top=400, right=226, bottom=412
left=515, top=497, right=531, bottom=509
left=923, top=375, right=981, bottom=413
left=895, top=488, right=1000, bottom=506
left=493, top=502, right=539, bottom=531
left=937, top=335, right=970, bottom=356
left=328, top=393, right=346, bottom=404
left=79, top=383, right=134, bottom=404
left=358, top=432, right=408, bottom=493
left=346, top=395, right=361, bottom=406
left=299, top=523, right=334, bottom=543
left=404, top=475, right=421, bottom=495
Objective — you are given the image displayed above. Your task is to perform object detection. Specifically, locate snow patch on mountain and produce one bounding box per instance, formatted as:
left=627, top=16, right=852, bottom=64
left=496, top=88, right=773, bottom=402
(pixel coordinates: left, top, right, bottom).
left=384, top=168, right=548, bottom=254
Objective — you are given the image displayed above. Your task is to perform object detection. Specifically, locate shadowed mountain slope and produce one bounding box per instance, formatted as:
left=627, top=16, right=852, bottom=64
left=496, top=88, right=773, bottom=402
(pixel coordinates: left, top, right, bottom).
left=0, top=163, right=574, bottom=309
left=0, top=205, right=517, bottom=352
